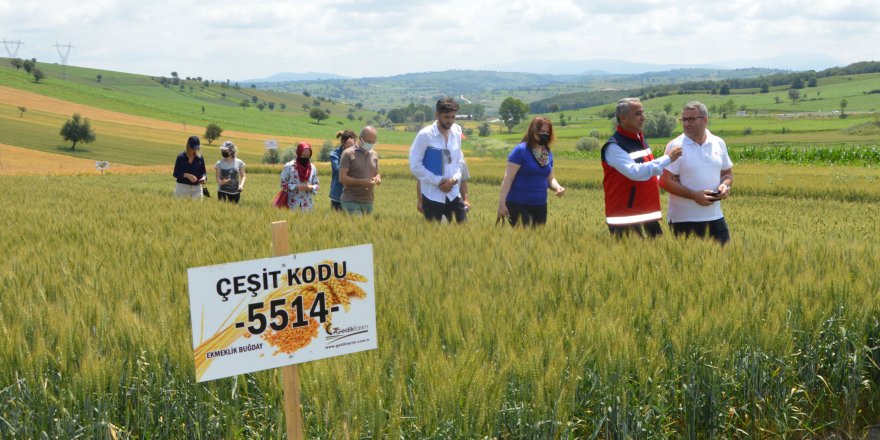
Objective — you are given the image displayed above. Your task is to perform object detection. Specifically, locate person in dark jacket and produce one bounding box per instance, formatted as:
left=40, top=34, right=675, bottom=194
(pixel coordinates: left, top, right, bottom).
left=173, top=135, right=207, bottom=199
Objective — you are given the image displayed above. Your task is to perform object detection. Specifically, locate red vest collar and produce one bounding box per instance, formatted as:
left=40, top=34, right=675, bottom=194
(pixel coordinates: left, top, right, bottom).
left=616, top=126, right=644, bottom=142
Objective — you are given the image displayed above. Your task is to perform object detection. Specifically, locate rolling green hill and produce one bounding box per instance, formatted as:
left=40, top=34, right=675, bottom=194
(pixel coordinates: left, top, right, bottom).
left=259, top=68, right=786, bottom=112
left=0, top=58, right=417, bottom=146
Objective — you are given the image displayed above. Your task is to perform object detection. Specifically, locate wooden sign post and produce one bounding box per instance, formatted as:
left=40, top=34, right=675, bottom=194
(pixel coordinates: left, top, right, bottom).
left=271, top=220, right=304, bottom=440
left=186, top=223, right=377, bottom=436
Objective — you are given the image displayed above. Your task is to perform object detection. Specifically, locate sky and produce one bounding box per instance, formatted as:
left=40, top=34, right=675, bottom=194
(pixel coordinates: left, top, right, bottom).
left=2, top=0, right=879, bottom=81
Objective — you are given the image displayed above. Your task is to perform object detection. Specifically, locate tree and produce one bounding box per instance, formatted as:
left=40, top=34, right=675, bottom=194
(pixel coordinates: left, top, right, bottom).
left=240, top=99, right=250, bottom=110
left=840, top=98, right=848, bottom=118
left=774, top=96, right=782, bottom=104
left=309, top=108, right=329, bottom=124
left=498, top=97, right=529, bottom=133
left=302, top=90, right=311, bottom=97
left=281, top=147, right=297, bottom=163
left=220, top=92, right=226, bottom=100
left=262, top=149, right=280, bottom=165
left=280, top=103, right=287, bottom=111
left=200, top=125, right=220, bottom=146
left=791, top=77, right=804, bottom=89
left=719, top=83, right=731, bottom=95
left=96, top=74, right=103, bottom=83
left=663, top=103, right=673, bottom=114
left=251, top=95, right=258, bottom=103
left=17, top=106, right=26, bottom=118
left=32, top=69, right=45, bottom=83
left=60, top=113, right=96, bottom=150
left=575, top=137, right=601, bottom=152
left=760, top=82, right=770, bottom=93
left=548, top=104, right=560, bottom=113
left=643, top=110, right=676, bottom=138
left=807, top=77, right=818, bottom=87
left=10, top=58, right=22, bottom=70
left=201, top=105, right=205, bottom=114
left=718, top=99, right=736, bottom=117
left=319, top=140, right=334, bottom=162
left=267, top=102, right=275, bottom=111
left=256, top=103, right=266, bottom=111
left=22, top=59, right=35, bottom=74
left=788, top=88, right=800, bottom=104
left=477, top=123, right=491, bottom=137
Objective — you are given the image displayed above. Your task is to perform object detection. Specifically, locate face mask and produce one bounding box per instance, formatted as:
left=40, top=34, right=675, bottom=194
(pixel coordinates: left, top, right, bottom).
left=221, top=151, right=230, bottom=158
left=538, top=133, right=550, bottom=144
left=361, top=142, right=374, bottom=151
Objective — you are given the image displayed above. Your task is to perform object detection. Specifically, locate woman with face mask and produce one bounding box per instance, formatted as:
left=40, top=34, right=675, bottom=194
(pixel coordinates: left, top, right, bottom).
left=214, top=140, right=247, bottom=203
left=497, top=116, right=566, bottom=226
left=280, top=142, right=320, bottom=211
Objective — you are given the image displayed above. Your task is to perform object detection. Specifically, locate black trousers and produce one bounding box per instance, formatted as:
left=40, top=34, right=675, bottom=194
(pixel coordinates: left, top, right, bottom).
left=421, top=195, right=467, bottom=223
left=670, top=218, right=730, bottom=245
left=506, top=201, right=547, bottom=227
left=217, top=192, right=240, bottom=203
left=330, top=200, right=342, bottom=211
left=608, top=221, right=663, bottom=238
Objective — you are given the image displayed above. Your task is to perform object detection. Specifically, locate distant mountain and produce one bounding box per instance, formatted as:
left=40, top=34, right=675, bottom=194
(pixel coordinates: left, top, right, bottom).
left=486, top=59, right=723, bottom=75
left=486, top=55, right=842, bottom=76
left=243, top=72, right=350, bottom=83
left=714, top=53, right=842, bottom=72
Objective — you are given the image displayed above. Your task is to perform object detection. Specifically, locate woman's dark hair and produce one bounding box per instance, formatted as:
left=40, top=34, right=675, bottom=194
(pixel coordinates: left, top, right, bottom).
left=522, top=116, right=554, bottom=150
left=336, top=130, right=357, bottom=146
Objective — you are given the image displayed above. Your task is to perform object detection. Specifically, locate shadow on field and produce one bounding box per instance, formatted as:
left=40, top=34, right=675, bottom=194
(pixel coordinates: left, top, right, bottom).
left=55, top=145, right=92, bottom=153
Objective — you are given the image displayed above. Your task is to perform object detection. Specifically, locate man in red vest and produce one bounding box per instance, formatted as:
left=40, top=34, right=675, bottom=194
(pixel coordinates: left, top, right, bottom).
left=601, top=98, right=682, bottom=237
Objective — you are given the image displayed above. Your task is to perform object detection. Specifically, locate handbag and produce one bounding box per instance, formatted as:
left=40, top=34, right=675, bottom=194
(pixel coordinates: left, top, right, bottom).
left=273, top=190, right=289, bottom=209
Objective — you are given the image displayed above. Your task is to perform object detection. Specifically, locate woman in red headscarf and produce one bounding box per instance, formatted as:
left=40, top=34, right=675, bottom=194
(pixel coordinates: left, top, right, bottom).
left=280, top=142, right=320, bottom=211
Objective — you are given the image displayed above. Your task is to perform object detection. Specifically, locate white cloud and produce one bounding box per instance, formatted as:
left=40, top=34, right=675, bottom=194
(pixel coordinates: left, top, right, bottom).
left=1, top=0, right=877, bottom=79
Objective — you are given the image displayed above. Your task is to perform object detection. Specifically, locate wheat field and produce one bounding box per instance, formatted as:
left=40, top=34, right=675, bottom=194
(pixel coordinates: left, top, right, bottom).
left=1, top=160, right=879, bottom=438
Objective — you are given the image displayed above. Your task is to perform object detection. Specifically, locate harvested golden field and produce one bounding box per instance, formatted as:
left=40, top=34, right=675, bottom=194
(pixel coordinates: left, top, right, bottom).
left=0, top=143, right=167, bottom=175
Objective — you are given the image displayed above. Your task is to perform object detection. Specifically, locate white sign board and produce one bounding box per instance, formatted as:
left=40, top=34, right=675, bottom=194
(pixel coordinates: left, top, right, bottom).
left=188, top=244, right=377, bottom=382
left=95, top=161, right=109, bottom=170
left=264, top=140, right=278, bottom=150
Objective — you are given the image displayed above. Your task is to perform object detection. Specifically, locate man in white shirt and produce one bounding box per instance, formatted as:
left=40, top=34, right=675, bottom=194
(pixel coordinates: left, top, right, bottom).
left=659, top=101, right=734, bottom=244
left=409, top=97, right=468, bottom=222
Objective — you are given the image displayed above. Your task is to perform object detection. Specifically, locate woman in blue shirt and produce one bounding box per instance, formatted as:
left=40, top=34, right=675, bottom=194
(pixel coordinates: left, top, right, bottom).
left=497, top=116, right=566, bottom=226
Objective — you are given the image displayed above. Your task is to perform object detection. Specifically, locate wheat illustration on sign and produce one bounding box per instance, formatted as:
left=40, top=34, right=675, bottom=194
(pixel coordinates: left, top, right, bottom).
left=194, top=261, right=367, bottom=378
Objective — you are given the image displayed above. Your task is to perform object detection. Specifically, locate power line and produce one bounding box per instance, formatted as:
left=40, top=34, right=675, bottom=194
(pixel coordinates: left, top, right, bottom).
left=1, top=39, right=24, bottom=58
left=54, top=42, right=74, bottom=80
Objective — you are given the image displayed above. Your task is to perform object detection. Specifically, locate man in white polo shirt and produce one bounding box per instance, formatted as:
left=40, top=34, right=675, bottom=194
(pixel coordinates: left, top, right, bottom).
left=659, top=101, right=734, bottom=244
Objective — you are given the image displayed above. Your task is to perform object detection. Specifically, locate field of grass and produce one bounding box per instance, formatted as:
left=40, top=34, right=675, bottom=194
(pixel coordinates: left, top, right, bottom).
left=0, top=62, right=418, bottom=147
left=1, top=160, right=879, bottom=438
left=4, top=59, right=880, bottom=169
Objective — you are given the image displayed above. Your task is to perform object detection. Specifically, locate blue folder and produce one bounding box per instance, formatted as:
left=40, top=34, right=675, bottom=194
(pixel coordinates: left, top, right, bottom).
left=423, top=147, right=444, bottom=176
